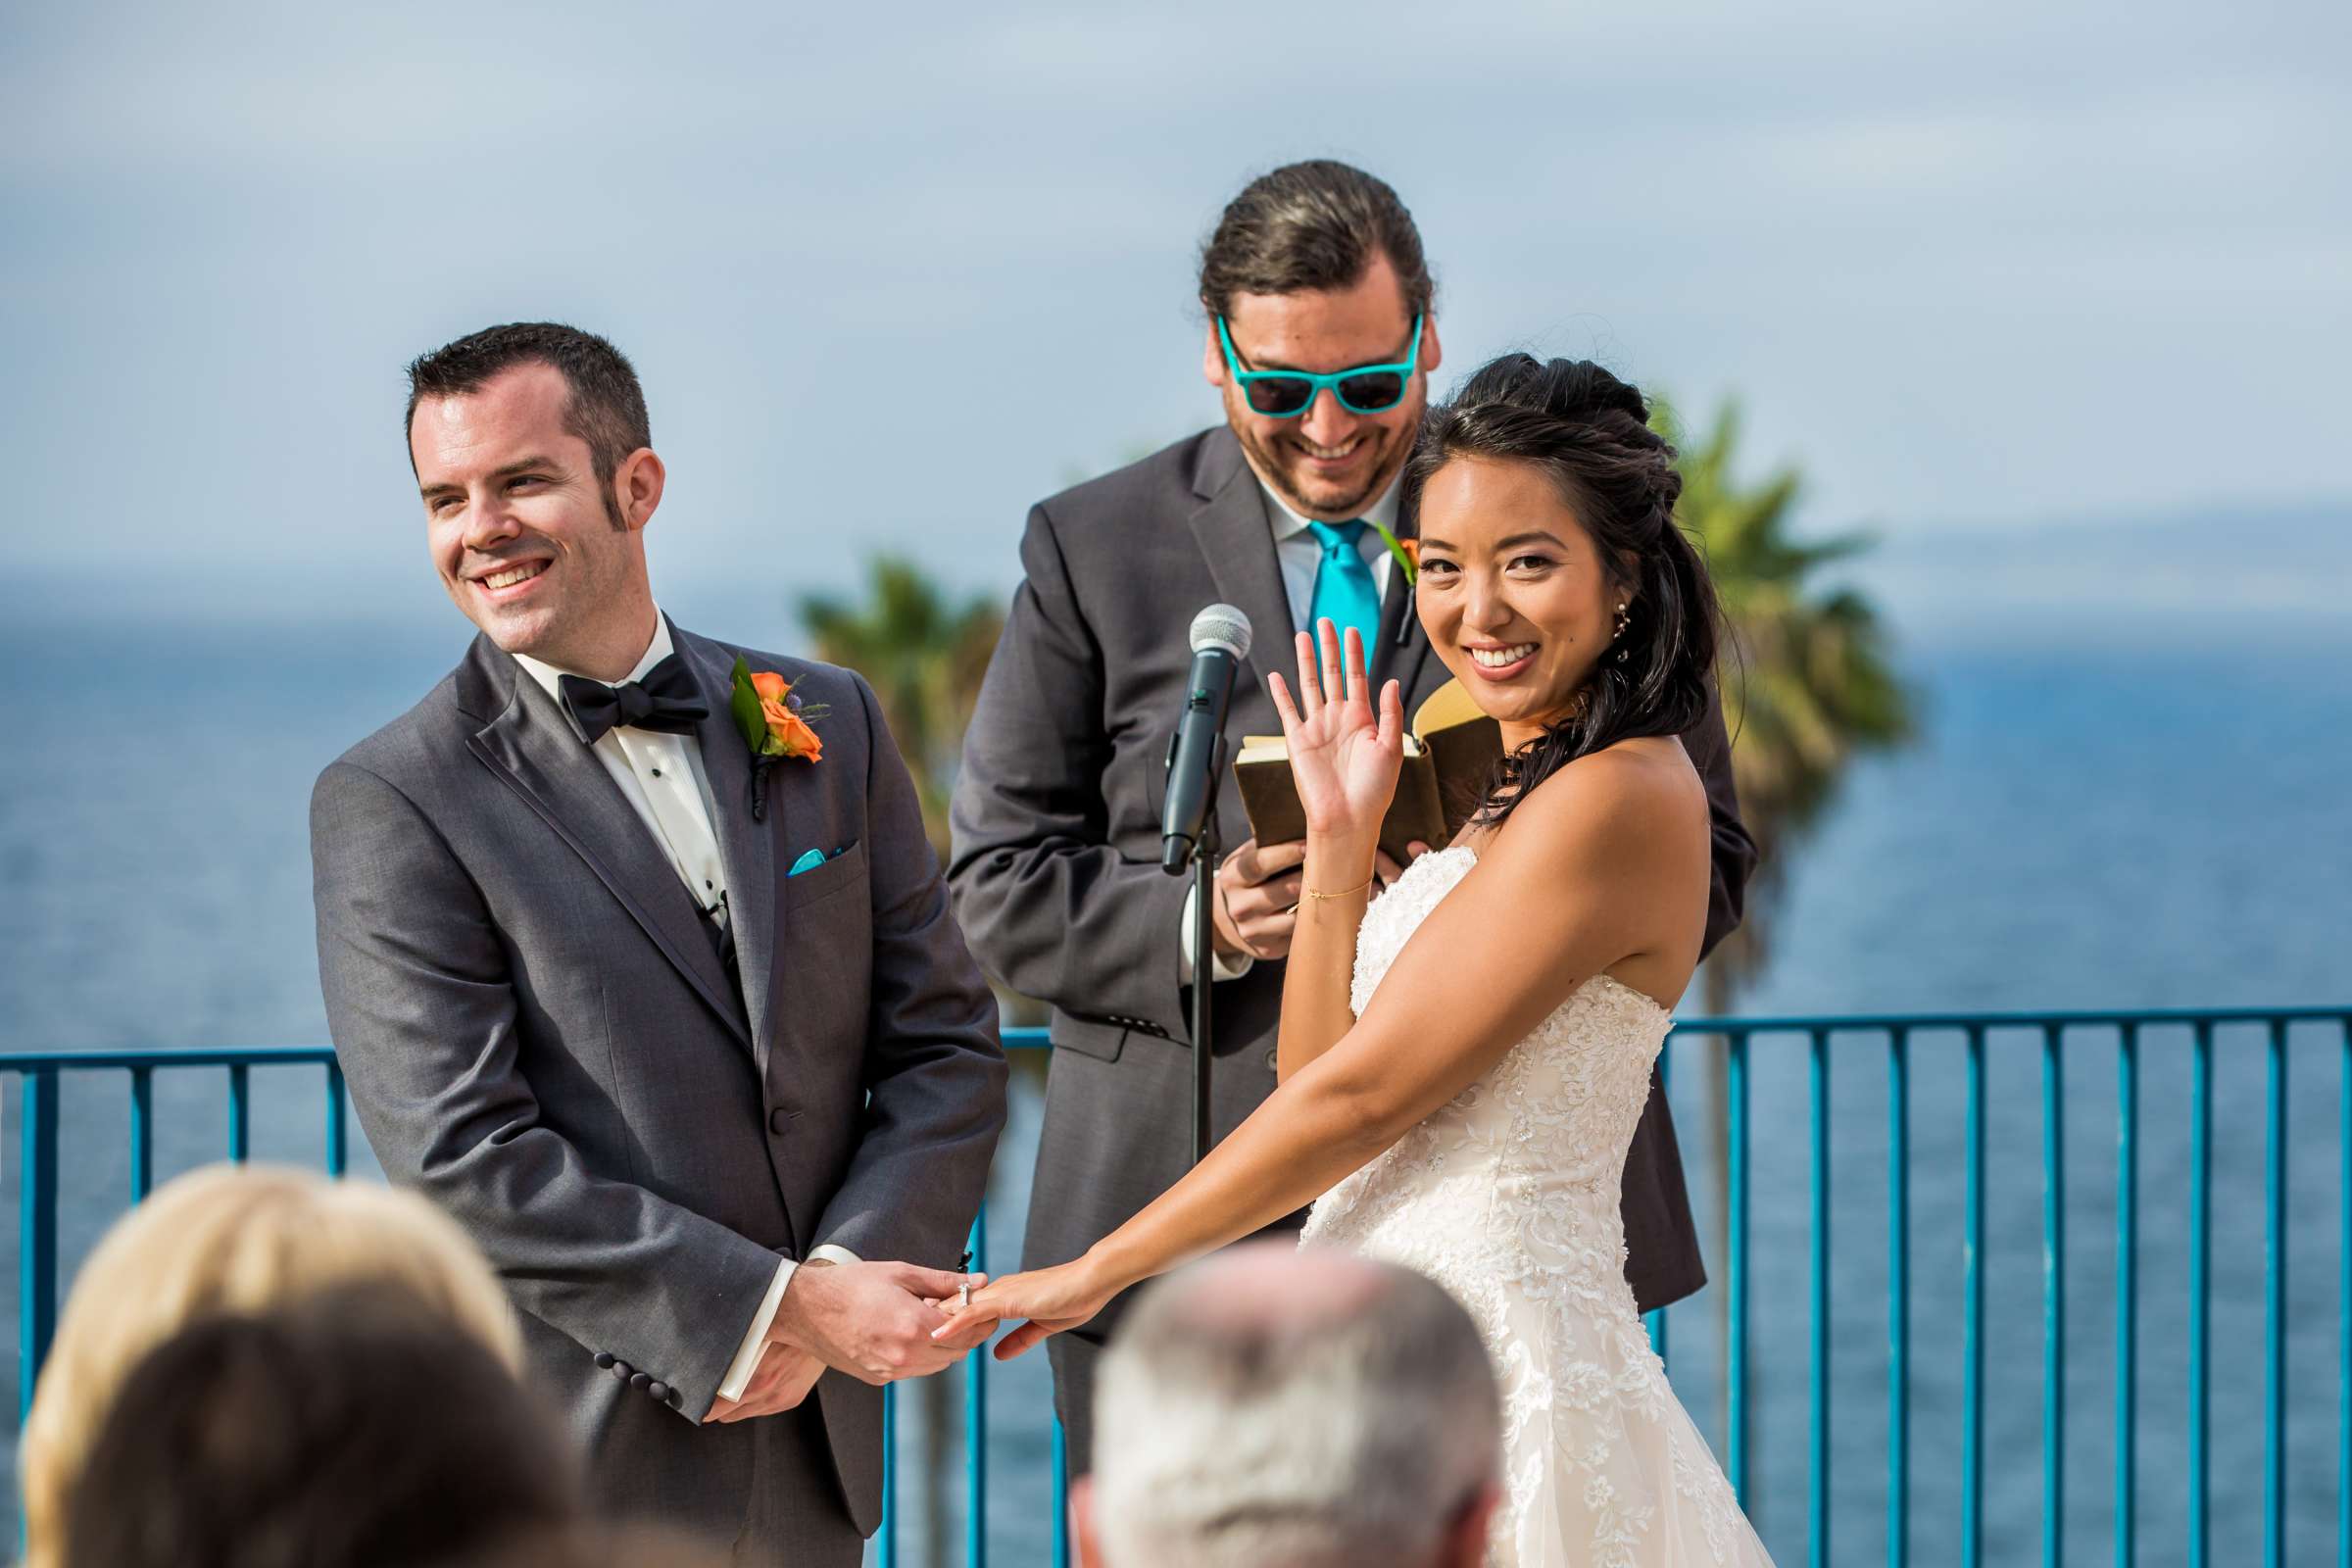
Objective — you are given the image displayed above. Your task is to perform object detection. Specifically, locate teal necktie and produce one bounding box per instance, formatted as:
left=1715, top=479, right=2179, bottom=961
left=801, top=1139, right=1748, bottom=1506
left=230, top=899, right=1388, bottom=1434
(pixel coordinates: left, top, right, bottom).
left=1306, top=519, right=1382, bottom=662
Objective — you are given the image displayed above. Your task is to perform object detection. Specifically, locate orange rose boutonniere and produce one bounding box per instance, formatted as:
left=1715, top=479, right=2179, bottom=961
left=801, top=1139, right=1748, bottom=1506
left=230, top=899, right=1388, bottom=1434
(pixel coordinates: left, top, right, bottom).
left=730, top=659, right=828, bottom=820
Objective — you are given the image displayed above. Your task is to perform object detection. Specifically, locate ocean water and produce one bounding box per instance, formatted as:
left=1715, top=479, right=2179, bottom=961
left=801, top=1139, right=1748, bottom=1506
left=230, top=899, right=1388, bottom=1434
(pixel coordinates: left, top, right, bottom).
left=1, top=608, right=2346, bottom=1564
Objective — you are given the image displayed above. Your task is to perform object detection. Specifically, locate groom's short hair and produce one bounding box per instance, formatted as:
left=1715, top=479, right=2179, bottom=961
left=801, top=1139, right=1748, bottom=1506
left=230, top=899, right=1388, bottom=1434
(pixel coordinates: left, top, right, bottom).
left=404, top=321, right=652, bottom=496
left=1090, top=1245, right=1500, bottom=1568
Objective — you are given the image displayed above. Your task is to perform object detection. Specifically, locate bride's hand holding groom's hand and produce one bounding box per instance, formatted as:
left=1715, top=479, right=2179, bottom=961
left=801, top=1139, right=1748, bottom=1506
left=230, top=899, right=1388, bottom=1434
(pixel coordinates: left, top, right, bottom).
left=926, top=1254, right=1124, bottom=1361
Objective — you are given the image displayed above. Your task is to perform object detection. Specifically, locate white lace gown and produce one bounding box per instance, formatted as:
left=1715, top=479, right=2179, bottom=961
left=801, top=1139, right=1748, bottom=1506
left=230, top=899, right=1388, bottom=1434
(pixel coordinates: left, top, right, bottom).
left=1298, top=847, right=1774, bottom=1568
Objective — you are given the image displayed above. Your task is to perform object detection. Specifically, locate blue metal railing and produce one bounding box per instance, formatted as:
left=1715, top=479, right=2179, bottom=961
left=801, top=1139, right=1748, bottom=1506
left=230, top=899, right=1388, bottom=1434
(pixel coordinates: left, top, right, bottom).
left=7, top=1005, right=2350, bottom=1566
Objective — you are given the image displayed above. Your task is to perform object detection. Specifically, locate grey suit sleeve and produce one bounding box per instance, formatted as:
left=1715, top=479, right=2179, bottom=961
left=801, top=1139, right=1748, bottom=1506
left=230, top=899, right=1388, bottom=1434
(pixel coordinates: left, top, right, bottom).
left=1681, top=678, right=1759, bottom=959
left=808, top=672, right=1008, bottom=1265
left=312, top=760, right=781, bottom=1418
left=947, top=503, right=1195, bottom=1039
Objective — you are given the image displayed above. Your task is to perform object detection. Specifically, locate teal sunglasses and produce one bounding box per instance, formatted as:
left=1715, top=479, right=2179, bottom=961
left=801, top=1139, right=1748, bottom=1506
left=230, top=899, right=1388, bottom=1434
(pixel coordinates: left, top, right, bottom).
left=1216, top=313, right=1425, bottom=418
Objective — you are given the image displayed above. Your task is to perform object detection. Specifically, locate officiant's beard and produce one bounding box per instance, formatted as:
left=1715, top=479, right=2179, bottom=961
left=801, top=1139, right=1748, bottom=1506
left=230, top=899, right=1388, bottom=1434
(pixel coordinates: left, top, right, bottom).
left=1230, top=404, right=1418, bottom=523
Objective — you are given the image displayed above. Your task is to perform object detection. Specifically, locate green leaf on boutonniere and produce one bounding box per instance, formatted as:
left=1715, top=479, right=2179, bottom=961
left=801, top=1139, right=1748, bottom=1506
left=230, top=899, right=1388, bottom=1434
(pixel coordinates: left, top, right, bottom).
left=729, top=658, right=772, bottom=755
left=1366, top=518, right=1417, bottom=586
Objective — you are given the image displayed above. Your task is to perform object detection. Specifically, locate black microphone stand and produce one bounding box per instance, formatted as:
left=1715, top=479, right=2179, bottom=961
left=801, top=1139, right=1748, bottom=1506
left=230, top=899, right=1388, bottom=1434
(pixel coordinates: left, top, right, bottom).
left=1189, top=745, right=1229, bottom=1164
left=1175, top=736, right=1226, bottom=1165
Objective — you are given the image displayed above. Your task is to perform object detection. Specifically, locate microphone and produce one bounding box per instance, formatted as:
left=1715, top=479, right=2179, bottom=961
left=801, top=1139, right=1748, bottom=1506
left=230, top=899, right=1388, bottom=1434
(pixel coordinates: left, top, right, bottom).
left=1160, top=604, right=1253, bottom=874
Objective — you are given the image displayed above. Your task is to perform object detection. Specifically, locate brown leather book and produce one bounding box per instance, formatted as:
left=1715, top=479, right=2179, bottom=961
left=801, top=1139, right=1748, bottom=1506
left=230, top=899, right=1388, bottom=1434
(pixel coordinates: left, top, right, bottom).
left=1231, top=680, right=1503, bottom=865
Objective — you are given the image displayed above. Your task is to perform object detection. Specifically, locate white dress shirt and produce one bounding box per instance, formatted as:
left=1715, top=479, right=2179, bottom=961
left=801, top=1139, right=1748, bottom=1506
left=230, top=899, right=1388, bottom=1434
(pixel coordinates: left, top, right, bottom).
left=514, top=612, right=857, bottom=1406
left=1180, top=474, right=1403, bottom=984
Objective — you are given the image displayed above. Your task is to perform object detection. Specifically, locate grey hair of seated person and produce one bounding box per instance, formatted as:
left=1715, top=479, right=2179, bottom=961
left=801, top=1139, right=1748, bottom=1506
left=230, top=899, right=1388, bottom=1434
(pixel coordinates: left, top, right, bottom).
left=1089, top=1244, right=1501, bottom=1568
left=60, top=1286, right=579, bottom=1568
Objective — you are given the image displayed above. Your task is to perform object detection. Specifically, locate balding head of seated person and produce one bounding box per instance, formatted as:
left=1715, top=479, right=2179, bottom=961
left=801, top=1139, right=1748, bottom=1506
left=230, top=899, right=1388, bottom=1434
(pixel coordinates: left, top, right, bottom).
left=60, top=1287, right=588, bottom=1568
left=1080, top=1244, right=1500, bottom=1568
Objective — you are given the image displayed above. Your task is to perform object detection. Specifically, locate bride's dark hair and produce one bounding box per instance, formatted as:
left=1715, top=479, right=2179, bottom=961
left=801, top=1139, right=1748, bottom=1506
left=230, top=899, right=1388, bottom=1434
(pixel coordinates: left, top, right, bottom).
left=1400, top=354, right=1721, bottom=827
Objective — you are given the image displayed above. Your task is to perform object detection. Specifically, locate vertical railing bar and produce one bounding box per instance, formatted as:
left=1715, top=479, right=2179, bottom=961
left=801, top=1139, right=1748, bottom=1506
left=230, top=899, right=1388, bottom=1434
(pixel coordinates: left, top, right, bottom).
left=1889, top=1025, right=1910, bottom=1568
left=1052, top=1417, right=1070, bottom=1568
left=1728, top=1028, right=1750, bottom=1502
left=129, top=1065, right=154, bottom=1202
left=2189, top=1021, right=2212, bottom=1568
left=1811, top=1026, right=1831, bottom=1568
left=966, top=1204, right=988, bottom=1568
left=2266, top=1018, right=2287, bottom=1568
left=2116, top=1022, right=2138, bottom=1568
left=2043, top=1023, right=2066, bottom=1568
left=227, top=1061, right=250, bottom=1163
left=19, top=1066, right=59, bottom=1427
left=1964, top=1025, right=1986, bottom=1568
left=2339, top=1018, right=2349, bottom=1568
left=879, top=1384, right=897, bottom=1568
left=325, top=1059, right=348, bottom=1178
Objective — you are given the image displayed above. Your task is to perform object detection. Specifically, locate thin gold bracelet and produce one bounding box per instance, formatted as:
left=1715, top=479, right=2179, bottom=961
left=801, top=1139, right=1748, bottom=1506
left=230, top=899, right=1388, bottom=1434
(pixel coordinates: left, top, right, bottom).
left=1299, top=876, right=1374, bottom=903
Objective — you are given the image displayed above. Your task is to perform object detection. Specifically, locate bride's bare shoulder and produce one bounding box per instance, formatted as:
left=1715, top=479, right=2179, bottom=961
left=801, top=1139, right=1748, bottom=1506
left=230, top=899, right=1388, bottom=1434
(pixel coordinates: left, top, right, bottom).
left=1496, top=738, right=1706, bottom=848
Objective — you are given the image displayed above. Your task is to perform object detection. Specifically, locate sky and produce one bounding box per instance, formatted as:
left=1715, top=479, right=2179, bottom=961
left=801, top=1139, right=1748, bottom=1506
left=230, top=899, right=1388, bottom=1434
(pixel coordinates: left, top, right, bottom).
left=3, top=0, right=2346, bottom=630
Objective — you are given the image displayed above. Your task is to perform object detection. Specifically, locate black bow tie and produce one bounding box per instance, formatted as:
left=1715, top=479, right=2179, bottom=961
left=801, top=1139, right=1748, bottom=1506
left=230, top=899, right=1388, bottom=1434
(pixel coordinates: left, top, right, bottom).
left=556, top=654, right=710, bottom=746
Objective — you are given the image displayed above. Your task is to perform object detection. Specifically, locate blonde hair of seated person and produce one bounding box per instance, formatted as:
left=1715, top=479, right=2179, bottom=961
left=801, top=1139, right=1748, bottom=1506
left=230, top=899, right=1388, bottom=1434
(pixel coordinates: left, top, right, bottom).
left=20, top=1162, right=519, bottom=1568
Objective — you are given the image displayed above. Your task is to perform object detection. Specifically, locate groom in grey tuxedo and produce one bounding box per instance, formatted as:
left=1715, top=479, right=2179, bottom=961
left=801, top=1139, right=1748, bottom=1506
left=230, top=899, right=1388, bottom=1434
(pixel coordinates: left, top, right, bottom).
left=313, top=322, right=1005, bottom=1562
left=949, top=162, right=1758, bottom=1477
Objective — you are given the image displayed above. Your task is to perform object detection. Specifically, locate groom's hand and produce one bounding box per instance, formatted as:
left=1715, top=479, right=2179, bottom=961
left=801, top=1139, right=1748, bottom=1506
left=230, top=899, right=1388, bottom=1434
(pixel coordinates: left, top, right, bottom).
left=704, top=1342, right=824, bottom=1424
left=770, top=1259, right=980, bottom=1385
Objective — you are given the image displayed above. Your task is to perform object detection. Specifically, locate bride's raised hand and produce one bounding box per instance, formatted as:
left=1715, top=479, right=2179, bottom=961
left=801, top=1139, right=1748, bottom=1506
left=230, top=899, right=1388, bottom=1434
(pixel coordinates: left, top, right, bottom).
left=1267, top=618, right=1405, bottom=848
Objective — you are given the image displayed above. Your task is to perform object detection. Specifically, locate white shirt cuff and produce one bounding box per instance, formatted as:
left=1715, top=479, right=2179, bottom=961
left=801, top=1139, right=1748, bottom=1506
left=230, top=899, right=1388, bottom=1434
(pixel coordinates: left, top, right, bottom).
left=715, top=1244, right=864, bottom=1402
left=1180, top=883, right=1254, bottom=984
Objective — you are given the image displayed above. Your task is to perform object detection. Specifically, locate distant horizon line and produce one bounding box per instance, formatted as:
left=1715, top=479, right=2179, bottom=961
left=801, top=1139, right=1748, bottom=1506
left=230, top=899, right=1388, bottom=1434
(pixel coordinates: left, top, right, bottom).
left=10, top=493, right=2346, bottom=639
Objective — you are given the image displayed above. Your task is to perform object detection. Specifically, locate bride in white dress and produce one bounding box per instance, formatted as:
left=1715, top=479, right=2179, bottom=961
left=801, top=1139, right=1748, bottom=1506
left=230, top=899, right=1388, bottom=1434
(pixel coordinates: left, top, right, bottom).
left=959, top=355, right=1774, bottom=1566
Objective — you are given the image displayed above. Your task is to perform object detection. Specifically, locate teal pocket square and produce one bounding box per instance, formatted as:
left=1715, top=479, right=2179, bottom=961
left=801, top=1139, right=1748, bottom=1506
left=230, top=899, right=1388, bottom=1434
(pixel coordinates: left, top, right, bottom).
left=788, top=849, right=827, bottom=877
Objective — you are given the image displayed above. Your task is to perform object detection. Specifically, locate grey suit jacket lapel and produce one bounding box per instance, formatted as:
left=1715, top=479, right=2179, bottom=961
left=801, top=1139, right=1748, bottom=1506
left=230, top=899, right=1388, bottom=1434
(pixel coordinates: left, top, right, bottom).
left=1185, top=432, right=1297, bottom=688
left=672, top=625, right=781, bottom=1074
left=458, top=637, right=753, bottom=1051
left=1374, top=563, right=1435, bottom=695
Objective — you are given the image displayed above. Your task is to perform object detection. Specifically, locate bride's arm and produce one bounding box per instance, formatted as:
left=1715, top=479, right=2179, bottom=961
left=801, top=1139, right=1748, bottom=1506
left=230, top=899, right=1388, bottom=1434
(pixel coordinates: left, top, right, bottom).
left=1274, top=821, right=1377, bottom=1080
left=970, top=755, right=1704, bottom=1350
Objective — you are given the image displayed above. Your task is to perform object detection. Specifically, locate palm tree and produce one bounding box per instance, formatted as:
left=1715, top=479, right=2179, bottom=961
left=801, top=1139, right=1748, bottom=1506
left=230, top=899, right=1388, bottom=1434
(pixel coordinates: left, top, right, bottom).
left=797, top=558, right=1036, bottom=1568
left=797, top=557, right=1004, bottom=866
left=1655, top=396, right=1914, bottom=1454
left=1660, top=397, right=1916, bottom=1011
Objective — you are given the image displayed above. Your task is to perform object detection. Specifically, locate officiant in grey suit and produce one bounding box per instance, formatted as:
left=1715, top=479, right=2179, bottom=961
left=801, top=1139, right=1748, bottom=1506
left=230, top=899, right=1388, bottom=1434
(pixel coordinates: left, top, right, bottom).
left=948, top=161, right=1757, bottom=1477
left=313, top=322, right=1005, bottom=1563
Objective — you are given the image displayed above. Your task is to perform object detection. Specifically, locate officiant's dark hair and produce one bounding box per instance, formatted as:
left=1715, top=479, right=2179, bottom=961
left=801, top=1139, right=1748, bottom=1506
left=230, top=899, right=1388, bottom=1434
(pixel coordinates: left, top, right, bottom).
left=404, top=322, right=651, bottom=529
left=1199, top=160, right=1435, bottom=321
left=1401, top=355, right=1720, bottom=828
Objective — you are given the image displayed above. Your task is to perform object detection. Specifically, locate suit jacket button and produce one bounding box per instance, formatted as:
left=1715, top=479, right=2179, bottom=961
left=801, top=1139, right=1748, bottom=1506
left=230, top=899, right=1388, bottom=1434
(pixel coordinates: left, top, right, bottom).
left=666, top=1387, right=684, bottom=1408
left=628, top=1371, right=651, bottom=1391
left=594, top=1352, right=615, bottom=1369
left=768, top=1106, right=796, bottom=1134
left=1264, top=1048, right=1278, bottom=1070
left=647, top=1381, right=669, bottom=1402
